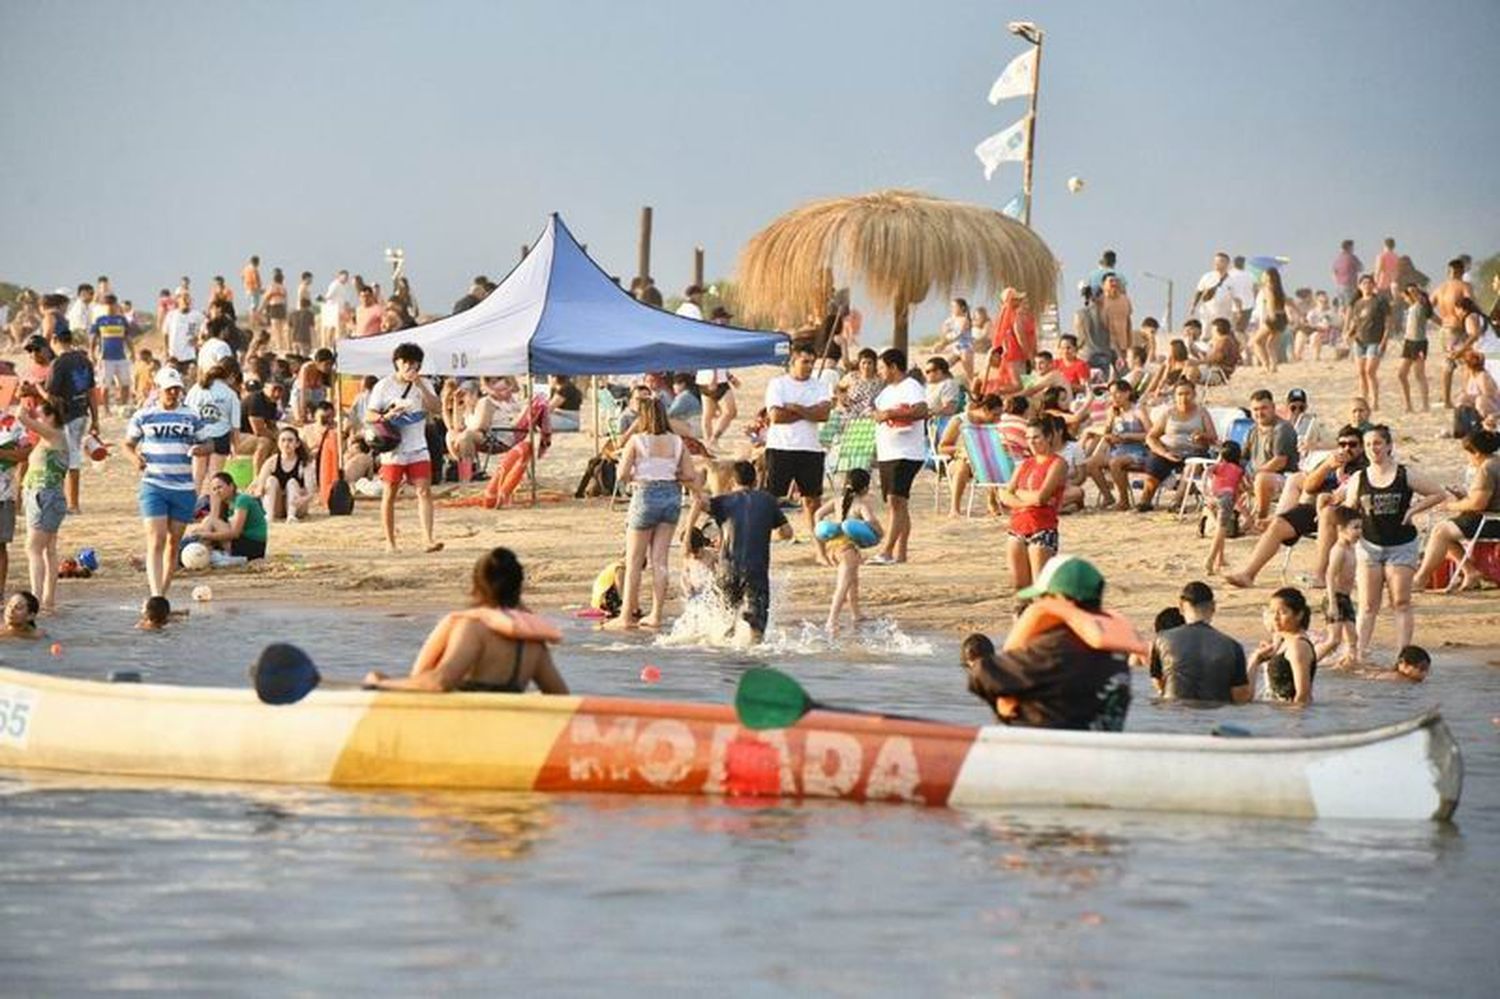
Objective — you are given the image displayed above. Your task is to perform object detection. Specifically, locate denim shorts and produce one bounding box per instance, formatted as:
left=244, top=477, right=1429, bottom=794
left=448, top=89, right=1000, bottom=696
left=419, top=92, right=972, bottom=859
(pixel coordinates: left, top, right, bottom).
left=139, top=483, right=198, bottom=523
left=1357, top=536, right=1420, bottom=570
left=24, top=486, right=67, bottom=533
left=627, top=480, right=681, bottom=530
left=1353, top=342, right=1382, bottom=359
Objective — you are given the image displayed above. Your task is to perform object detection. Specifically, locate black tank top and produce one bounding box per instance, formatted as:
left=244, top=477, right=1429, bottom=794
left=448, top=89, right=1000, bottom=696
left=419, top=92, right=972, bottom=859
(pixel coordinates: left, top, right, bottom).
left=1266, top=635, right=1316, bottom=701
left=457, top=640, right=527, bottom=693
left=1354, top=464, right=1416, bottom=546
left=271, top=455, right=306, bottom=490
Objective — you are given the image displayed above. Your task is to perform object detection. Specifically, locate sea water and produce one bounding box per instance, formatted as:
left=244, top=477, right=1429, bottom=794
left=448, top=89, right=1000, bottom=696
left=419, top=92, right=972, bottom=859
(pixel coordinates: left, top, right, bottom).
left=1, top=599, right=1496, bottom=994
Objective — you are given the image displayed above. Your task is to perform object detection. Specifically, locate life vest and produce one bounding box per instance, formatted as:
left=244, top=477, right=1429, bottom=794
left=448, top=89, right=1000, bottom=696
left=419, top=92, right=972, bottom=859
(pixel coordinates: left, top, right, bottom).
left=412, top=606, right=563, bottom=675
left=1003, top=596, right=1148, bottom=657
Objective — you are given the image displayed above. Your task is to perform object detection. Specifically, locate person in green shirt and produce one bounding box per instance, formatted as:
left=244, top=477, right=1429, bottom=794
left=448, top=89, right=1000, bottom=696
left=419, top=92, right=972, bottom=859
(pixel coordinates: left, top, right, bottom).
left=184, top=471, right=267, bottom=562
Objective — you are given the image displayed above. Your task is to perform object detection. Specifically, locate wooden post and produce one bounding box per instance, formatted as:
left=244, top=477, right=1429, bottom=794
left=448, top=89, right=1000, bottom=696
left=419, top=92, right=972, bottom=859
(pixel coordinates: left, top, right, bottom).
left=637, top=206, right=653, bottom=283
left=693, top=246, right=705, bottom=288
left=893, top=295, right=910, bottom=356
left=1020, top=33, right=1044, bottom=228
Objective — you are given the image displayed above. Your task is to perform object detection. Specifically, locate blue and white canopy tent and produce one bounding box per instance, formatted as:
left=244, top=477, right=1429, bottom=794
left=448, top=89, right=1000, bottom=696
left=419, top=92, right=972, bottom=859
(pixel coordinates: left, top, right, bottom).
left=336, top=213, right=788, bottom=498
left=337, top=213, right=789, bottom=377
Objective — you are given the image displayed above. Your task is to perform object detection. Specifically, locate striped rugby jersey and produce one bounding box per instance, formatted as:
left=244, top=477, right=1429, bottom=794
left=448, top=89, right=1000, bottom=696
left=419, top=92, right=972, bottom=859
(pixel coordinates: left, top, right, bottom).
left=126, top=405, right=208, bottom=491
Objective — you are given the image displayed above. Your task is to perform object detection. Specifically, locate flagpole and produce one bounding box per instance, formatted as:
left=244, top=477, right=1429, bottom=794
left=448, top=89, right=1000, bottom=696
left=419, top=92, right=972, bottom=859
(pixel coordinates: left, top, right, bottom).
left=1015, top=25, right=1044, bottom=228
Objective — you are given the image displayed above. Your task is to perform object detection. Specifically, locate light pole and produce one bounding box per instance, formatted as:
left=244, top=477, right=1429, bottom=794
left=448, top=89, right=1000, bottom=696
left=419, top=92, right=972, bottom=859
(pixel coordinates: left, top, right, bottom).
left=1142, top=271, right=1175, bottom=332
left=1007, top=20, right=1044, bottom=228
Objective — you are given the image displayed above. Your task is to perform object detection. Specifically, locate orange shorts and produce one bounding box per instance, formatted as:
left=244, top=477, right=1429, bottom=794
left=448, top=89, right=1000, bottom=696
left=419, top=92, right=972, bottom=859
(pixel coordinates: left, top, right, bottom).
left=380, top=459, right=432, bottom=486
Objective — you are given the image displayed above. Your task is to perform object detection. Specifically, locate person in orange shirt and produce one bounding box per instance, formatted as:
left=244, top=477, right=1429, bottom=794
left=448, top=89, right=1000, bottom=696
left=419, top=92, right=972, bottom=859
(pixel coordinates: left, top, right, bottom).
left=241, top=255, right=263, bottom=329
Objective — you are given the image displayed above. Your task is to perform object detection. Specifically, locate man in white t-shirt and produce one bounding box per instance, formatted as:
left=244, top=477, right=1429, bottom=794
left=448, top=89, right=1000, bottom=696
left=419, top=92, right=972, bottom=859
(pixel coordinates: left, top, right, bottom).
left=674, top=284, right=705, bottom=321
left=1227, top=256, right=1256, bottom=335
left=1193, top=252, right=1238, bottom=331
left=162, top=291, right=206, bottom=375
left=764, top=341, right=832, bottom=537
left=366, top=341, right=443, bottom=553
left=321, top=270, right=356, bottom=347
left=871, top=347, right=929, bottom=565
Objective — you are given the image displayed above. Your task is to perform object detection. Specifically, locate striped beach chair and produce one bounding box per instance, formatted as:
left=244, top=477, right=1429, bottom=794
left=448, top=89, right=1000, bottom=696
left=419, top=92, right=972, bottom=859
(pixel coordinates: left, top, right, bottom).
left=960, top=423, right=1016, bottom=517
left=826, top=416, right=878, bottom=491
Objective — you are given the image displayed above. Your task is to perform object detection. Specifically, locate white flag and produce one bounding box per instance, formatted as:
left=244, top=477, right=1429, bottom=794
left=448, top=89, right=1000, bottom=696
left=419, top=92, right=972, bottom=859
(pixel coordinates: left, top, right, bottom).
left=987, top=48, right=1036, bottom=104
left=974, top=115, right=1030, bottom=180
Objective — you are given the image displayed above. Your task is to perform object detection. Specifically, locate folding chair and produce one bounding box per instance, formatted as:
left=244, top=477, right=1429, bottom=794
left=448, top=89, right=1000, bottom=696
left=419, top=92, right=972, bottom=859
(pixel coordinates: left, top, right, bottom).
left=1448, top=513, right=1500, bottom=592
left=1207, top=406, right=1248, bottom=443
left=927, top=415, right=955, bottom=511
left=1176, top=457, right=1216, bottom=518
left=826, top=416, right=877, bottom=492
left=960, top=423, right=1017, bottom=517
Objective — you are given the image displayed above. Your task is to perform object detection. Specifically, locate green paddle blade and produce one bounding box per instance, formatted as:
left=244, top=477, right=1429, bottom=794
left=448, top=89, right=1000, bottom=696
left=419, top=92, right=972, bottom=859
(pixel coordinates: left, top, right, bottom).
left=735, top=667, right=814, bottom=730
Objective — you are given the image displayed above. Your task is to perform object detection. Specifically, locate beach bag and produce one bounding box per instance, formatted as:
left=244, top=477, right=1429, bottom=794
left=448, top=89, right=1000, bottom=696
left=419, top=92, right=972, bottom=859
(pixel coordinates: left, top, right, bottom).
left=364, top=382, right=413, bottom=455
left=326, top=472, right=354, bottom=515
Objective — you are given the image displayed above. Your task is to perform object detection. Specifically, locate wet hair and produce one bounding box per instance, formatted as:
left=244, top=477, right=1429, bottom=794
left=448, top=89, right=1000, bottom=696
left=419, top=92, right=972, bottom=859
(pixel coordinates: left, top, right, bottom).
left=391, top=342, right=424, bottom=366
left=1216, top=440, right=1242, bottom=465
left=1153, top=606, right=1186, bottom=633
left=879, top=347, right=907, bottom=371
left=841, top=467, right=871, bottom=520
left=686, top=526, right=711, bottom=556
left=142, top=596, right=171, bottom=626
left=732, top=460, right=757, bottom=487
left=960, top=632, right=996, bottom=664
left=1396, top=645, right=1431, bottom=671
left=1270, top=587, right=1312, bottom=631
left=1463, top=429, right=1500, bottom=456
left=14, top=591, right=40, bottom=618
left=471, top=547, right=524, bottom=608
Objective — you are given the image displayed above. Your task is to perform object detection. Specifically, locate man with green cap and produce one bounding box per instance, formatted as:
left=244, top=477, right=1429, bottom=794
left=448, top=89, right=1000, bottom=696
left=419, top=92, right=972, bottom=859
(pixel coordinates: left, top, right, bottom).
left=960, top=555, right=1143, bottom=731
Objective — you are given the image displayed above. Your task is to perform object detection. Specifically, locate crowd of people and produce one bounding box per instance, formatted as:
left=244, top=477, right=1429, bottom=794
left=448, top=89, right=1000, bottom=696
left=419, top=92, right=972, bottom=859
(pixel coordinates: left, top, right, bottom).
left=2, top=238, right=1498, bottom=732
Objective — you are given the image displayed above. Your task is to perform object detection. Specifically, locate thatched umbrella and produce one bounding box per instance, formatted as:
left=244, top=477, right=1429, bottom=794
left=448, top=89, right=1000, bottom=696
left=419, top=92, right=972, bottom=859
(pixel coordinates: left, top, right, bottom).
left=736, top=189, right=1057, bottom=354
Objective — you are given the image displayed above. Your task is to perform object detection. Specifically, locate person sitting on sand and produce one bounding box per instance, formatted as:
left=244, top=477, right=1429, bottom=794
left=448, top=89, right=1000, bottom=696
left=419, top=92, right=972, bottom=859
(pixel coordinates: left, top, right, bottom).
left=960, top=556, right=1140, bottom=730
left=251, top=427, right=315, bottom=522
left=364, top=547, right=569, bottom=694
left=183, top=471, right=268, bottom=563
left=0, top=591, right=41, bottom=639
left=814, top=467, right=884, bottom=635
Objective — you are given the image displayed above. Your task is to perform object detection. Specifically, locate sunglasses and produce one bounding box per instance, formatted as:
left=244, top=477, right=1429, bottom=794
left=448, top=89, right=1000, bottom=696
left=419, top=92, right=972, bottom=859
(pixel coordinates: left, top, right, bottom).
left=1337, top=440, right=1361, bottom=449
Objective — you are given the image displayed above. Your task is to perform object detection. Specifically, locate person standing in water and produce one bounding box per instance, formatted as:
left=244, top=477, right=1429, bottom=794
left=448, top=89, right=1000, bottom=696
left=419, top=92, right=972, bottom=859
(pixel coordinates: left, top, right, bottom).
left=687, top=460, right=792, bottom=643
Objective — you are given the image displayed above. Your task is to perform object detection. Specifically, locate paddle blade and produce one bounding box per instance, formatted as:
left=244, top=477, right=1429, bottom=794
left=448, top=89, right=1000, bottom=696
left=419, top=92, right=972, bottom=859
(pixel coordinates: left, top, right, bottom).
left=252, top=643, right=322, bottom=705
left=735, top=667, right=813, bottom=730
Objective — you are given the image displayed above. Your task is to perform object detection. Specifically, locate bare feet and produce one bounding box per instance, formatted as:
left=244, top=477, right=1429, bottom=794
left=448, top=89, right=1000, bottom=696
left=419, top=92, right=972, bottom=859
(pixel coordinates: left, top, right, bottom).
left=1223, top=571, right=1252, bottom=588
left=425, top=541, right=444, bottom=553
left=638, top=615, right=661, bottom=630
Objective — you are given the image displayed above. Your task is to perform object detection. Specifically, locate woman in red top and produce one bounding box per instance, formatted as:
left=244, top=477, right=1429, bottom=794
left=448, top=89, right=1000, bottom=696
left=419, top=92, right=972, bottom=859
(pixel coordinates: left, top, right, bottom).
left=998, top=414, right=1069, bottom=596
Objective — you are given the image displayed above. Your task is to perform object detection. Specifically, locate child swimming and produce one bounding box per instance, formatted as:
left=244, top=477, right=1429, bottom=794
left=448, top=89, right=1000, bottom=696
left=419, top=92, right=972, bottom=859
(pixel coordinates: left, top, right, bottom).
left=813, top=468, right=885, bottom=635
left=136, top=595, right=188, bottom=630
left=0, top=591, right=42, bottom=639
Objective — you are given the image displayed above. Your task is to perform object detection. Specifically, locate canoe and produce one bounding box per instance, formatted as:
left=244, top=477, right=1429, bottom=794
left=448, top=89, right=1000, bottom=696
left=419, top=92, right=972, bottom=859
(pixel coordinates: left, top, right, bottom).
left=0, top=666, right=1461, bottom=821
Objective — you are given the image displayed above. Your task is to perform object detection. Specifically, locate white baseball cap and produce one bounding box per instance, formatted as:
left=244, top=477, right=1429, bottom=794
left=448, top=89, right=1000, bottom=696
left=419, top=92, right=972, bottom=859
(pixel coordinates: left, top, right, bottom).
left=155, top=367, right=185, bottom=390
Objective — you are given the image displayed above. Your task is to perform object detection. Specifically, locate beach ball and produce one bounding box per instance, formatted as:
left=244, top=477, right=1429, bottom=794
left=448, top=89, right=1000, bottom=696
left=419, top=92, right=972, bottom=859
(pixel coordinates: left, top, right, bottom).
left=77, top=548, right=99, bottom=572
left=1067, top=176, right=1085, bottom=193
left=192, top=584, right=213, bottom=602
left=639, top=665, right=662, bottom=684
left=180, top=543, right=212, bottom=571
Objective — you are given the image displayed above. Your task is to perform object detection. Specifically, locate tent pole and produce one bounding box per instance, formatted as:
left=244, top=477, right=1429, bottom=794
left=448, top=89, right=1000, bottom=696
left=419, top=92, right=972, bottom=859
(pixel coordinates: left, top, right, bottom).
left=591, top=375, right=600, bottom=455
left=526, top=373, right=538, bottom=506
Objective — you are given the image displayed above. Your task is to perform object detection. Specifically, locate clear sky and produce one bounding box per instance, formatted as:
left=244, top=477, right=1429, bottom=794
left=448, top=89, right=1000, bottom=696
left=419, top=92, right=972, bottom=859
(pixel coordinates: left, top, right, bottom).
left=2, top=0, right=1496, bottom=332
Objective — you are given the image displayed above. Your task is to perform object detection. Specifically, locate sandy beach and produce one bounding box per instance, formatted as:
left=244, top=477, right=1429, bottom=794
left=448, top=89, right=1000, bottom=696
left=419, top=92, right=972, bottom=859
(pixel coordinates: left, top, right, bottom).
left=30, top=337, right=1496, bottom=660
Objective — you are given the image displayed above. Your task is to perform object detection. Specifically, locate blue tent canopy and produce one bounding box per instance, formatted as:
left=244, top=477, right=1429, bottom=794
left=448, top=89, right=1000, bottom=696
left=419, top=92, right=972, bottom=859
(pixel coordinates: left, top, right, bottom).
left=337, top=214, right=789, bottom=377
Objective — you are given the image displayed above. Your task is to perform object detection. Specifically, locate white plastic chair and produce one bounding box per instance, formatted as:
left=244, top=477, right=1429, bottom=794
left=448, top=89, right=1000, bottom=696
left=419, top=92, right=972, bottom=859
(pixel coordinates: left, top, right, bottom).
left=1176, top=457, right=1215, bottom=518
left=1449, top=513, right=1500, bottom=592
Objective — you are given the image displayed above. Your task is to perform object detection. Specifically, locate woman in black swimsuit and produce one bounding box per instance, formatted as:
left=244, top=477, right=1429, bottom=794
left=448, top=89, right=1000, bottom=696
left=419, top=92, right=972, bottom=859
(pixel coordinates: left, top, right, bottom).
left=1249, top=587, right=1316, bottom=704
left=252, top=428, right=314, bottom=521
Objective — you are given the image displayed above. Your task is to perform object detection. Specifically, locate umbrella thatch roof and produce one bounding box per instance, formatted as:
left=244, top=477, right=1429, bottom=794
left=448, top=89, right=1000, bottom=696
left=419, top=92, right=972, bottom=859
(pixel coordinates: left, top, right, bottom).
left=736, top=189, right=1057, bottom=331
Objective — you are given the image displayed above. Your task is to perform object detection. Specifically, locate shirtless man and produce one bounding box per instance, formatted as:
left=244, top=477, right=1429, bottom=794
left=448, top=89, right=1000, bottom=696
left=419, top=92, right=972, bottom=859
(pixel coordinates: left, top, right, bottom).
left=1432, top=258, right=1475, bottom=407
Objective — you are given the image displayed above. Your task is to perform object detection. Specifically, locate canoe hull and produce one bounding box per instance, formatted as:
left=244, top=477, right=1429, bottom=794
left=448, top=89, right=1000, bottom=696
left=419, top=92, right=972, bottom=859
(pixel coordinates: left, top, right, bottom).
left=0, top=668, right=1461, bottom=821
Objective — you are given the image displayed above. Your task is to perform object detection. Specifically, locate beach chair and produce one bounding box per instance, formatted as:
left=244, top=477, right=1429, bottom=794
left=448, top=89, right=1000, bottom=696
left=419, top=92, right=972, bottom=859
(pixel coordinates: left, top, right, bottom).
left=927, top=415, right=955, bottom=511
left=1448, top=513, right=1500, bottom=591
left=959, top=423, right=1016, bottom=517
left=825, top=416, right=878, bottom=492
left=1175, top=457, right=1216, bottom=518
left=1208, top=406, right=1247, bottom=443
